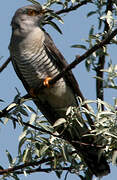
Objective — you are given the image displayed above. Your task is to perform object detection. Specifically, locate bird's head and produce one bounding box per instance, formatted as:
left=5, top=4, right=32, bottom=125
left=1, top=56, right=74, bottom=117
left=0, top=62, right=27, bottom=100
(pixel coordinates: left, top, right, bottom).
left=11, top=4, right=48, bottom=36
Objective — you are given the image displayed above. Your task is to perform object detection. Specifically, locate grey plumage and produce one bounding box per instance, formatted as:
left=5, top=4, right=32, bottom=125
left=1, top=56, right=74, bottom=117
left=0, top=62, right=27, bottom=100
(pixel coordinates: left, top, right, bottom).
left=9, top=4, right=110, bottom=177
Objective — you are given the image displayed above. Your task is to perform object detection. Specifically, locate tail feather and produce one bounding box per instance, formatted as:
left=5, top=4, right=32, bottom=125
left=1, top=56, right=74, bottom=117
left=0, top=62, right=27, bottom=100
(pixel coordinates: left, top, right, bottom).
left=80, top=146, right=110, bottom=177
left=60, top=122, right=110, bottom=177
left=69, top=137, right=110, bottom=177
left=34, top=100, right=110, bottom=177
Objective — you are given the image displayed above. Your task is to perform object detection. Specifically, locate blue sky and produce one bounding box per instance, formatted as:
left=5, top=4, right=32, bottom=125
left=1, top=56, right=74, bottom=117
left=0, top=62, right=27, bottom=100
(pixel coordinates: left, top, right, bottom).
left=0, top=0, right=117, bottom=179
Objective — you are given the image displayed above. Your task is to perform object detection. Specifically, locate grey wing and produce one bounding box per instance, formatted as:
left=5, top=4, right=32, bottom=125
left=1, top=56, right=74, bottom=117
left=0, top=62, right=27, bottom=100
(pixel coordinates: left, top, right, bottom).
left=44, top=32, right=85, bottom=101
left=44, top=32, right=94, bottom=126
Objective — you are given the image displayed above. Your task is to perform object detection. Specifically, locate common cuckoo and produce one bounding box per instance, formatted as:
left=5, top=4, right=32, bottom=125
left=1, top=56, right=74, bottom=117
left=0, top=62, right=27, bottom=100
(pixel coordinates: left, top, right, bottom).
left=9, top=4, right=110, bottom=177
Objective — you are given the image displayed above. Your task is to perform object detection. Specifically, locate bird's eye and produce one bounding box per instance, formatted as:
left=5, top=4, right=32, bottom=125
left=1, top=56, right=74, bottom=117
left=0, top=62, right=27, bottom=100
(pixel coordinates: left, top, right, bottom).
left=26, top=9, right=38, bottom=16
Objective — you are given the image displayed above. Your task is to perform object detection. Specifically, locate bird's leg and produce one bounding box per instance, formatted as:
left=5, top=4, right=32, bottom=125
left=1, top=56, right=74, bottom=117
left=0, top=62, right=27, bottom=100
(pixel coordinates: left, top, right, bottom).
left=29, top=77, right=52, bottom=97
left=43, top=77, right=52, bottom=88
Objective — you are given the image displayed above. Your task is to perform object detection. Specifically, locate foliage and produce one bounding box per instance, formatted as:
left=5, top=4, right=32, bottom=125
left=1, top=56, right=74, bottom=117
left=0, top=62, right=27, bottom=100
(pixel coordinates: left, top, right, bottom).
left=0, top=0, right=117, bottom=180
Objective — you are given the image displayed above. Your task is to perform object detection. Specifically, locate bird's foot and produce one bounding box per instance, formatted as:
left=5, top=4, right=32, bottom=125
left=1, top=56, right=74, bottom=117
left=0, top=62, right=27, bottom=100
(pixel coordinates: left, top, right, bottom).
left=29, top=77, right=52, bottom=97
left=43, top=77, right=52, bottom=88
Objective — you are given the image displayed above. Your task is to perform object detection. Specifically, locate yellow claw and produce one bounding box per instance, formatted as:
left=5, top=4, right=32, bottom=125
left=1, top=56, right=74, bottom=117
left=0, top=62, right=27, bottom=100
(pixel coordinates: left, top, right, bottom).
left=43, top=77, right=52, bottom=88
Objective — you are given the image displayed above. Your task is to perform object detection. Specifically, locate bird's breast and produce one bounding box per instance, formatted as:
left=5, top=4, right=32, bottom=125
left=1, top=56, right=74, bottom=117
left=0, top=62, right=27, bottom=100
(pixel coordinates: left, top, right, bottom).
left=11, top=29, right=77, bottom=111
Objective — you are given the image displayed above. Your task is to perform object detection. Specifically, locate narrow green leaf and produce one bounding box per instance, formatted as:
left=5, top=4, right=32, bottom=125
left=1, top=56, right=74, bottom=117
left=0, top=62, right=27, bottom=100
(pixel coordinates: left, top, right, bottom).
left=98, top=19, right=103, bottom=30
left=6, top=103, right=17, bottom=111
left=71, top=44, right=87, bottom=50
left=29, top=113, right=36, bottom=124
left=38, top=123, right=53, bottom=132
left=17, top=113, right=23, bottom=126
left=19, top=107, right=29, bottom=117
left=112, top=150, right=117, bottom=165
left=23, top=148, right=31, bottom=162
left=0, top=99, right=4, bottom=102
left=53, top=118, right=66, bottom=127
left=45, top=21, right=62, bottom=34
left=18, top=137, right=27, bottom=155
left=87, top=11, right=97, bottom=17
left=66, top=106, right=72, bottom=116
left=23, top=170, right=27, bottom=177
left=62, top=146, right=67, bottom=161
left=89, top=25, right=94, bottom=36
left=85, top=58, right=91, bottom=72
left=105, top=132, right=117, bottom=139
left=93, top=76, right=104, bottom=81
left=27, top=0, right=41, bottom=6
left=40, top=145, right=49, bottom=156
left=47, top=11, right=64, bottom=24
left=37, top=136, right=49, bottom=143
left=23, top=104, right=36, bottom=113
left=6, top=150, right=13, bottom=164
left=15, top=87, right=21, bottom=96
left=19, top=130, right=27, bottom=141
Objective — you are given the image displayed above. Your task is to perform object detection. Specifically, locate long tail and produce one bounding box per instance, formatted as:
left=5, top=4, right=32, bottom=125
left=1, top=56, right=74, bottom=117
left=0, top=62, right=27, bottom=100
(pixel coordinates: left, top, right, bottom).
left=59, top=111, right=110, bottom=177
left=72, top=141, right=110, bottom=177
left=34, top=99, right=110, bottom=177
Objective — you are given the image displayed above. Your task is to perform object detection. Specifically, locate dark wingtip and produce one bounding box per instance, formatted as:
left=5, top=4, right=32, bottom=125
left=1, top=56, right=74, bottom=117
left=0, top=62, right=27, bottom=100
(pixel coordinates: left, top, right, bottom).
left=94, top=163, right=110, bottom=177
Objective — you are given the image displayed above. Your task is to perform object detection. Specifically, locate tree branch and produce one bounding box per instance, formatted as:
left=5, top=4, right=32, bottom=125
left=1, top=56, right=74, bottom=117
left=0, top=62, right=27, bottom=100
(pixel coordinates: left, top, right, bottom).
left=46, top=28, right=117, bottom=87
left=96, top=0, right=113, bottom=110
left=9, top=167, right=93, bottom=180
left=0, top=157, right=53, bottom=175
left=10, top=167, right=71, bottom=175
left=0, top=28, right=117, bottom=119
left=0, top=151, right=77, bottom=175
left=47, top=0, right=92, bottom=21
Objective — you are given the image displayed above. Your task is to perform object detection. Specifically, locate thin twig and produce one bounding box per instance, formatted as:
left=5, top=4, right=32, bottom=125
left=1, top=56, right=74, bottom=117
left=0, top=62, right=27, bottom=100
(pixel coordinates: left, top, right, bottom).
left=57, top=0, right=92, bottom=14
left=47, top=0, right=92, bottom=21
left=10, top=116, right=60, bottom=137
left=0, top=57, right=11, bottom=73
left=14, top=166, right=71, bottom=175
left=0, top=151, right=76, bottom=175
left=0, top=157, right=53, bottom=175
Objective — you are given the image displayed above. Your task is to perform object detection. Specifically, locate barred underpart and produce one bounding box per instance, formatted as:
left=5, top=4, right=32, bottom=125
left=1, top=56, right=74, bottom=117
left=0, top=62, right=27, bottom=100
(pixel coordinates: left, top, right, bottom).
left=13, top=46, right=60, bottom=87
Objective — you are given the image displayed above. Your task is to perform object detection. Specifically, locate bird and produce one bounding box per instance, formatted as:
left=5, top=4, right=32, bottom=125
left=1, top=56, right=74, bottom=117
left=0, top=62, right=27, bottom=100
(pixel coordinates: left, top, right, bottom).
left=9, top=4, right=110, bottom=177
